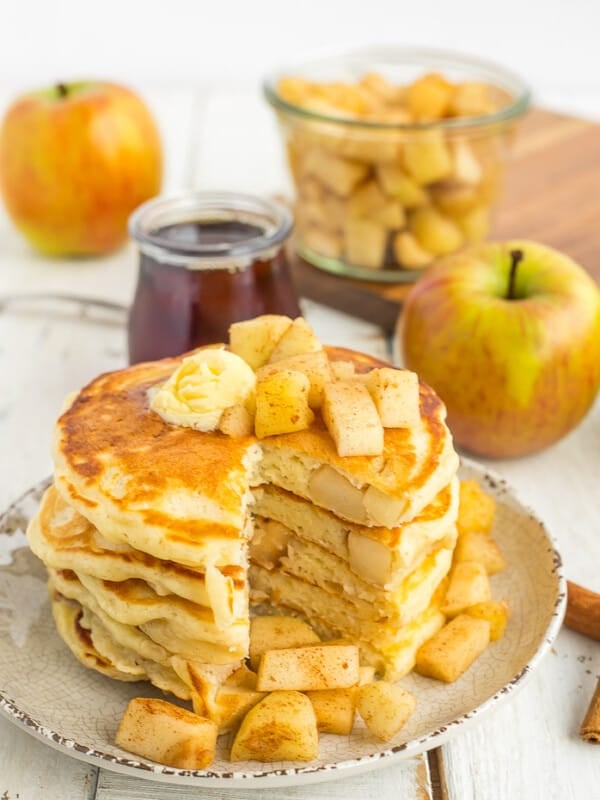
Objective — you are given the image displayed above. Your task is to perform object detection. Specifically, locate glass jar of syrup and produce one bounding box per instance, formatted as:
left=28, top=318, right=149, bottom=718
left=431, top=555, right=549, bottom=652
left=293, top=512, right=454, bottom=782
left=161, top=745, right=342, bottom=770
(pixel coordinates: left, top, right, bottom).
left=128, top=191, right=299, bottom=363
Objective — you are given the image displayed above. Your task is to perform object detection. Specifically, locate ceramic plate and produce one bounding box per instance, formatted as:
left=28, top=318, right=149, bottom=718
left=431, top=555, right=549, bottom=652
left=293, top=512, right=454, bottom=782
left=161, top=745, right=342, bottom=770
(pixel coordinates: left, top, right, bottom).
left=0, top=461, right=566, bottom=788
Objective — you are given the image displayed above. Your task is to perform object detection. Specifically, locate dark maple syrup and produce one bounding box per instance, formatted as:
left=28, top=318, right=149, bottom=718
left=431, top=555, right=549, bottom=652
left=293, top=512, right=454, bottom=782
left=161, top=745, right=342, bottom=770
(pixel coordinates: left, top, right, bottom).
left=128, top=194, right=298, bottom=364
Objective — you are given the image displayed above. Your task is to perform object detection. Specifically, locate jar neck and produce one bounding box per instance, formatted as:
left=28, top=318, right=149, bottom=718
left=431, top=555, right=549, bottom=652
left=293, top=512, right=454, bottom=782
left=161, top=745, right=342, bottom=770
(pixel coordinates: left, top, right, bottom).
left=129, top=191, right=293, bottom=271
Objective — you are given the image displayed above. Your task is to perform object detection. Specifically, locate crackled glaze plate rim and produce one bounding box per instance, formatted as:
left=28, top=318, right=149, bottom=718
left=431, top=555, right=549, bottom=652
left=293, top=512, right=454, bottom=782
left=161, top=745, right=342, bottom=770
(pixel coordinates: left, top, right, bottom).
left=0, top=459, right=567, bottom=788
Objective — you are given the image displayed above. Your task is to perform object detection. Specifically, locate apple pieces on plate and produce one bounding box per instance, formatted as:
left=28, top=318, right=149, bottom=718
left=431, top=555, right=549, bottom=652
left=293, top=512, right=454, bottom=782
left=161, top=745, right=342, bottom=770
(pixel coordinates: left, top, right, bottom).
left=226, top=314, right=422, bottom=457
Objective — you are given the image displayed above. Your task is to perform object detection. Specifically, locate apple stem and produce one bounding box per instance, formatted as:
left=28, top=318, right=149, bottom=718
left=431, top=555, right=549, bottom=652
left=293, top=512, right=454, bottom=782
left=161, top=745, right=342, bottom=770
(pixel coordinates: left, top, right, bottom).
left=56, top=83, right=68, bottom=99
left=507, top=249, right=524, bottom=300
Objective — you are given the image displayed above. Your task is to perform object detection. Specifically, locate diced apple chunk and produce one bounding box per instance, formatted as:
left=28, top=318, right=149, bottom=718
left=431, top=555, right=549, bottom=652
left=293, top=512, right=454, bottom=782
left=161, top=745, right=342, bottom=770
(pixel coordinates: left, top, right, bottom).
left=366, top=367, right=420, bottom=428
left=257, top=644, right=360, bottom=691
left=230, top=691, right=318, bottom=762
left=457, top=480, right=496, bottom=535
left=362, top=485, right=407, bottom=527
left=304, top=148, right=368, bottom=196
left=415, top=614, right=491, bottom=683
left=442, top=561, right=492, bottom=617
left=404, top=131, right=453, bottom=185
left=464, top=600, right=510, bottom=641
left=344, top=218, right=387, bottom=269
left=405, top=72, right=453, bottom=119
left=257, top=350, right=332, bottom=409
left=330, top=360, right=356, bottom=381
left=348, top=530, right=393, bottom=586
left=348, top=180, right=387, bottom=218
left=254, top=370, right=314, bottom=438
left=393, top=231, right=434, bottom=269
left=249, top=616, right=320, bottom=672
left=268, top=317, right=323, bottom=363
left=410, top=206, right=464, bottom=255
left=115, top=698, right=217, bottom=770
left=218, top=404, right=254, bottom=437
left=454, top=531, right=506, bottom=574
left=308, top=465, right=369, bottom=523
left=322, top=381, right=384, bottom=456
left=229, top=315, right=292, bottom=369
left=306, top=688, right=356, bottom=735
left=356, top=682, right=416, bottom=742
left=452, top=140, right=483, bottom=184
left=376, top=165, right=428, bottom=207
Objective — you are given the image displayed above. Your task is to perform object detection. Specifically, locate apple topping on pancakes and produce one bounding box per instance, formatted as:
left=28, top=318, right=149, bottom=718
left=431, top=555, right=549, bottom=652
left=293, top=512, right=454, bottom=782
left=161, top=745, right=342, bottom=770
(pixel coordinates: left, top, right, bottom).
left=24, top=313, right=510, bottom=766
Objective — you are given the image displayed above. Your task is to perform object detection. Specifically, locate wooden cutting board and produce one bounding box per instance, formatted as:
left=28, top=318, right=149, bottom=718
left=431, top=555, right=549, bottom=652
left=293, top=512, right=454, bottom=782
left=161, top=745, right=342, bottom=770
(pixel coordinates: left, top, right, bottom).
left=290, top=109, right=600, bottom=332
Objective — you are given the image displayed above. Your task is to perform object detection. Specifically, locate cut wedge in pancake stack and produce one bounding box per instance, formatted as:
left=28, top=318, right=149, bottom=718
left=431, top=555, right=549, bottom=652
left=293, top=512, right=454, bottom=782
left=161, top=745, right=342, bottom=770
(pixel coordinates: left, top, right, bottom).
left=27, top=314, right=460, bottom=715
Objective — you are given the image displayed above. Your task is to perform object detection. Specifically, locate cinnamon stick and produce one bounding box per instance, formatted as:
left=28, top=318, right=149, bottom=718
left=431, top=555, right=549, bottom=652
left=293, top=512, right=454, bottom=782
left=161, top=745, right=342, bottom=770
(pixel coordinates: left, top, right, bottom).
left=564, top=581, right=600, bottom=641
left=580, top=678, right=600, bottom=743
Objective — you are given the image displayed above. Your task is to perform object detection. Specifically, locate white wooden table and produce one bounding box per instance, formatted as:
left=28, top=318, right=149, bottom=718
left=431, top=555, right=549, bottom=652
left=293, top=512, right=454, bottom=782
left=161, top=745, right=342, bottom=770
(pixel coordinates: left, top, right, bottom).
left=0, top=85, right=599, bottom=800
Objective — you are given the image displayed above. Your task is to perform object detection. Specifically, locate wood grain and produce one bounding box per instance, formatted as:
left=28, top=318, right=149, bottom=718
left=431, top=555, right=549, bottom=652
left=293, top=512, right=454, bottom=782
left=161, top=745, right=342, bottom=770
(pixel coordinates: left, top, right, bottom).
left=291, top=109, right=600, bottom=331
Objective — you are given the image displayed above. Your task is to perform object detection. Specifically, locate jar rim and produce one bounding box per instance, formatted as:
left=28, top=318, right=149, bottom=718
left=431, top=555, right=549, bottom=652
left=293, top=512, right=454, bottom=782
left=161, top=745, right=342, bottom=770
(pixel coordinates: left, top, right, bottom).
left=263, top=46, right=531, bottom=132
left=129, top=191, right=294, bottom=267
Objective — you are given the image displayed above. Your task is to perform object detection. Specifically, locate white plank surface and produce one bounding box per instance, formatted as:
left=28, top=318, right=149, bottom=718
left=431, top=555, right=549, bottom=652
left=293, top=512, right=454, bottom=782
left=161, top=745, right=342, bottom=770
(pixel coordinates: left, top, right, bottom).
left=94, top=757, right=433, bottom=800
left=0, top=715, right=97, bottom=800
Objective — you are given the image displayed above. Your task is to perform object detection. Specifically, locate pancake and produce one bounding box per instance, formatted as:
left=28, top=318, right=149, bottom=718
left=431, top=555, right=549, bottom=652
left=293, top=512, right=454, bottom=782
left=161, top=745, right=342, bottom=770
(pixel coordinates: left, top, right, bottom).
left=29, top=485, right=247, bottom=627
left=29, top=331, right=460, bottom=696
left=50, top=589, right=191, bottom=698
left=252, top=478, right=459, bottom=588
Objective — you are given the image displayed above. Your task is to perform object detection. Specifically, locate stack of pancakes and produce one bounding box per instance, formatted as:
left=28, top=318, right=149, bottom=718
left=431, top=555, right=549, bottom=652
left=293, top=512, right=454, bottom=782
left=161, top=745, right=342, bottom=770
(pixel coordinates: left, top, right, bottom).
left=27, top=345, right=459, bottom=697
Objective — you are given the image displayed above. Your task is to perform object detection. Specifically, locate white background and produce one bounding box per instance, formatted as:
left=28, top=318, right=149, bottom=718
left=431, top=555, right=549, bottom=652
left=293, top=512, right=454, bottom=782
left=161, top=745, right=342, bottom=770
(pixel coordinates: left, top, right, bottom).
left=1, top=0, right=599, bottom=116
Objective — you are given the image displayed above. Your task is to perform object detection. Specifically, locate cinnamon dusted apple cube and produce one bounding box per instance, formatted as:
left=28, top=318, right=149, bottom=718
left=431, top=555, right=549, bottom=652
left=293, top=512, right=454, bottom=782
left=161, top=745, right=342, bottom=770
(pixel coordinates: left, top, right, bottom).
left=356, top=682, right=416, bottom=741
left=403, top=131, right=453, bottom=185
left=330, top=359, right=356, bottom=381
left=464, top=600, right=510, bottom=641
left=304, top=148, right=368, bottom=196
left=230, top=691, right=318, bottom=762
left=268, top=317, right=323, bottom=362
left=115, top=698, right=217, bottom=769
left=254, top=370, right=314, bottom=438
left=442, top=561, right=492, bottom=617
left=257, top=643, right=360, bottom=691
left=306, top=688, right=356, bottom=735
left=410, top=206, right=464, bottom=255
left=376, top=165, right=428, bottom=207
left=322, top=380, right=384, bottom=456
left=415, top=614, right=491, bottom=683
left=344, top=218, right=387, bottom=269
left=257, top=350, right=333, bottom=409
left=366, top=367, right=420, bottom=428
left=218, top=404, right=254, bottom=437
left=249, top=616, right=320, bottom=671
left=393, top=231, right=434, bottom=269
left=229, top=315, right=292, bottom=369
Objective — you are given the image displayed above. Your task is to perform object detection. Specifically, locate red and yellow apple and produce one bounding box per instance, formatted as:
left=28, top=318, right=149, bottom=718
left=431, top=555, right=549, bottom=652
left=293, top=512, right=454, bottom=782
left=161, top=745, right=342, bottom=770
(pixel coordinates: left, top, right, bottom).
left=400, top=241, right=600, bottom=458
left=0, top=81, right=162, bottom=256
